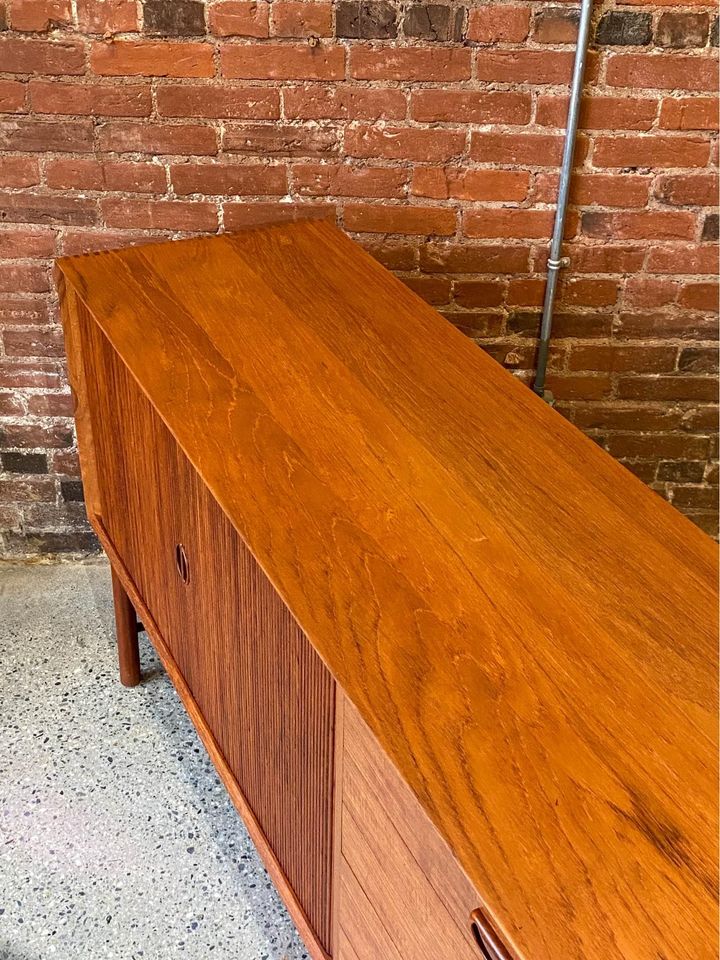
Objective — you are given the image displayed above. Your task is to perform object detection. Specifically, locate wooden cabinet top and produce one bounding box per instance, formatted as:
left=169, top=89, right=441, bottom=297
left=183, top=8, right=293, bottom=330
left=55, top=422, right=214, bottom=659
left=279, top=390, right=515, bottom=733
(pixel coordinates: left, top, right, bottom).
left=57, top=220, right=718, bottom=960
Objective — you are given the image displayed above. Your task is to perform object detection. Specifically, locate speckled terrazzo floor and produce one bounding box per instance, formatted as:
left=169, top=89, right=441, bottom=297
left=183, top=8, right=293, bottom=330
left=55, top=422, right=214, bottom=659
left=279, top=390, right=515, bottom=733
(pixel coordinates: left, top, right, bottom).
left=0, top=560, right=308, bottom=960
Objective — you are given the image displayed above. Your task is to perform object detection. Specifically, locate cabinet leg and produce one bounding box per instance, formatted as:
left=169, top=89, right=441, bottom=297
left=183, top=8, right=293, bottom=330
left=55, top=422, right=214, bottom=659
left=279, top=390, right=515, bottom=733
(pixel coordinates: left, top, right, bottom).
left=111, top=568, right=141, bottom=687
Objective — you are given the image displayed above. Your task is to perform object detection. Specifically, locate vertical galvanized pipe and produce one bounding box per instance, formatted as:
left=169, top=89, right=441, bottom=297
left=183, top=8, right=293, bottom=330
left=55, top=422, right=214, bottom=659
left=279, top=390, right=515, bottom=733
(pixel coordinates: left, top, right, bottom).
left=532, top=0, right=596, bottom=400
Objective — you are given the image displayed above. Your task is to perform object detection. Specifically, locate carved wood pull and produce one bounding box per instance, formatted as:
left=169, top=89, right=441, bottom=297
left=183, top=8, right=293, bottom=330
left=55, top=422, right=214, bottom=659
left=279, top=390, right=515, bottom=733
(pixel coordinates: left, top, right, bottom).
left=471, top=909, right=514, bottom=960
left=175, top=543, right=190, bottom=585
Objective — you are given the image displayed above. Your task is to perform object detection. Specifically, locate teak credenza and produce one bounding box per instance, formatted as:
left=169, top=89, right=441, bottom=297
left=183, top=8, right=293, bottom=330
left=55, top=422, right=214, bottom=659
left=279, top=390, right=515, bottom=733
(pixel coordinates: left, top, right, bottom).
left=56, top=220, right=718, bottom=960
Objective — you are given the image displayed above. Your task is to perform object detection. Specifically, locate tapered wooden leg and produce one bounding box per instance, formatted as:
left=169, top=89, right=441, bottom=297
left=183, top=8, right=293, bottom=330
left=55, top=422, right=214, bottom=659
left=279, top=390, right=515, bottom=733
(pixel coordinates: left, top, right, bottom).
left=111, top=568, right=141, bottom=687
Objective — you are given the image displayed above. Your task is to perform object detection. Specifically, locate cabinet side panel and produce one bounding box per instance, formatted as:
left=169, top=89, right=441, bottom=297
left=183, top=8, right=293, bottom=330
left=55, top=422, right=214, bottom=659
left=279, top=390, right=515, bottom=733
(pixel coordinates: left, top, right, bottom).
left=339, top=699, right=482, bottom=960
left=55, top=274, right=102, bottom=521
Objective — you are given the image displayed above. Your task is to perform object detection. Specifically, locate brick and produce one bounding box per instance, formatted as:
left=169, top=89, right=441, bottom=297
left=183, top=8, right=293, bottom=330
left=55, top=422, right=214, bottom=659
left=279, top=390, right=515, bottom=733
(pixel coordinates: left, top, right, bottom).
left=411, top=89, right=530, bottom=124
left=144, top=0, right=206, bottom=35
left=10, top=0, right=72, bottom=30
left=654, top=173, right=718, bottom=206
left=223, top=123, right=338, bottom=157
left=412, top=168, right=529, bottom=202
left=516, top=309, right=613, bottom=339
left=420, top=243, right=531, bottom=274
left=222, top=42, right=344, bottom=79
left=0, top=392, right=26, bottom=417
left=272, top=2, right=332, bottom=37
left=545, top=374, right=613, bottom=401
left=0, top=37, right=86, bottom=75
left=0, top=477, right=57, bottom=502
left=45, top=158, right=167, bottom=193
left=0, top=360, right=62, bottom=389
left=98, top=121, right=218, bottom=155
left=52, top=450, right=81, bottom=476
left=59, top=229, right=161, bottom=255
left=209, top=1, right=269, bottom=37
left=671, top=485, right=718, bottom=510
left=102, top=198, right=218, bottom=231
left=624, top=276, right=679, bottom=307
left=0, top=118, right=94, bottom=153
left=30, top=80, right=152, bottom=116
left=344, top=204, right=456, bottom=236
left=28, top=392, right=73, bottom=415
left=0, top=262, right=50, bottom=293
left=701, top=213, right=719, bottom=241
left=0, top=295, right=52, bottom=323
left=0, top=193, right=97, bottom=225
left=558, top=277, right=619, bottom=307
left=469, top=5, right=528, bottom=42
left=223, top=200, right=333, bottom=230
left=453, top=280, right=504, bottom=308
left=534, top=172, right=650, bottom=208
left=465, top=208, right=556, bottom=239
left=596, top=11, right=652, bottom=45
left=647, top=245, right=717, bottom=274
left=506, top=278, right=544, bottom=306
left=657, top=460, right=706, bottom=482
left=593, top=135, right=710, bottom=169
left=350, top=46, right=470, bottom=81
left=470, top=132, right=564, bottom=166
left=157, top=84, right=279, bottom=119
left=363, top=239, right=418, bottom=270
left=571, top=403, right=684, bottom=432
left=401, top=276, right=450, bottom=306
left=582, top=211, right=695, bottom=241
left=91, top=40, right=214, bottom=77
left=76, top=0, right=138, bottom=33
left=659, top=97, right=718, bottom=130
left=563, top=243, right=645, bottom=274
left=171, top=162, right=287, bottom=196
left=1, top=451, right=48, bottom=474
left=0, top=79, right=25, bottom=112
left=0, top=227, right=55, bottom=257
left=568, top=344, right=677, bottom=373
left=607, top=54, right=717, bottom=92
left=292, top=163, right=406, bottom=198
left=0, top=156, right=40, bottom=188
left=403, top=4, right=465, bottom=42
left=284, top=85, right=406, bottom=120
left=444, top=312, right=505, bottom=338
left=536, top=95, right=658, bottom=130
left=617, top=376, right=717, bottom=402
left=711, top=15, right=719, bottom=46
left=474, top=50, right=577, bottom=84
left=60, top=479, right=84, bottom=501
left=336, top=1, right=397, bottom=39
left=608, top=432, right=712, bottom=458
left=3, top=327, right=64, bottom=357
left=679, top=281, right=719, bottom=311
left=616, top=311, right=718, bottom=340
left=533, top=7, right=580, bottom=44
left=679, top=347, right=719, bottom=373
left=346, top=125, right=465, bottom=162
left=656, top=12, right=709, bottom=48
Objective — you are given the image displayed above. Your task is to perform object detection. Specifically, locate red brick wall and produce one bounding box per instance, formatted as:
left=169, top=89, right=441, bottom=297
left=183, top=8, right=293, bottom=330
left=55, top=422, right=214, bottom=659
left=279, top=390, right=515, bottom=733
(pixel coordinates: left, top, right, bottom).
left=0, top=0, right=718, bottom=555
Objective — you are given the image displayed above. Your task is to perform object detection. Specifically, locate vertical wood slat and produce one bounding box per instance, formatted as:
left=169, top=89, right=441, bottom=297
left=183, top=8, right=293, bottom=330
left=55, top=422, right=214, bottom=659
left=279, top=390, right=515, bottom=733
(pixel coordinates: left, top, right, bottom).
left=80, top=311, right=336, bottom=953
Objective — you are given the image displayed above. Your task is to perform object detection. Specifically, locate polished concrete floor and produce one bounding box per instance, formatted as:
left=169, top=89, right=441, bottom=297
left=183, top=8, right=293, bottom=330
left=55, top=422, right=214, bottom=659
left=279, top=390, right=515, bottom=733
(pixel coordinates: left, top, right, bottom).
left=0, top=561, right=308, bottom=960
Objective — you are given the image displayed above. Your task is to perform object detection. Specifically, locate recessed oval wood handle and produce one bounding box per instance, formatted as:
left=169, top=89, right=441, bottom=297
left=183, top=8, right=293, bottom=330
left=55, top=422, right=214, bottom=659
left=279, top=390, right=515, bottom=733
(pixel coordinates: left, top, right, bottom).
left=471, top=909, right=514, bottom=960
left=175, top=543, right=190, bottom=585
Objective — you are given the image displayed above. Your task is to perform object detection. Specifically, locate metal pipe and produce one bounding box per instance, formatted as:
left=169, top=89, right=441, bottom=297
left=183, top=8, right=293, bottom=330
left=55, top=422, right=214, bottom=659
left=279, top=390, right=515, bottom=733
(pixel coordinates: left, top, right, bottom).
left=532, top=0, right=595, bottom=401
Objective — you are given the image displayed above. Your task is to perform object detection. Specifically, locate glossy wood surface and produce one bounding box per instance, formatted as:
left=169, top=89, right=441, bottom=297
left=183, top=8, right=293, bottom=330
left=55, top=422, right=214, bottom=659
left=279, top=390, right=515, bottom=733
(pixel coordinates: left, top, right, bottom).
left=57, top=220, right=719, bottom=960
left=110, top=568, right=141, bottom=687
left=338, top=695, right=482, bottom=960
left=79, top=310, right=336, bottom=953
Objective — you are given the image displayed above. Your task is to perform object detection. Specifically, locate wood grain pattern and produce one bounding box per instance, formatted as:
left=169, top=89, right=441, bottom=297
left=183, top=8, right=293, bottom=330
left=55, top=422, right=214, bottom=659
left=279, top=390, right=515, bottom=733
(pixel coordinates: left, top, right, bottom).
left=338, top=695, right=483, bottom=960
left=78, top=313, right=336, bottom=954
left=57, top=220, right=719, bottom=960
